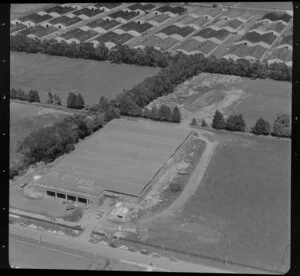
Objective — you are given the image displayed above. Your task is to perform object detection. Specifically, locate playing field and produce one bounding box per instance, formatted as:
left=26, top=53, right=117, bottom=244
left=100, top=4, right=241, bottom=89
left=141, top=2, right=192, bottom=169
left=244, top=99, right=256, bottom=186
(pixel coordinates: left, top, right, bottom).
left=37, top=118, right=192, bottom=198
left=145, top=132, right=291, bottom=273
left=10, top=52, right=160, bottom=106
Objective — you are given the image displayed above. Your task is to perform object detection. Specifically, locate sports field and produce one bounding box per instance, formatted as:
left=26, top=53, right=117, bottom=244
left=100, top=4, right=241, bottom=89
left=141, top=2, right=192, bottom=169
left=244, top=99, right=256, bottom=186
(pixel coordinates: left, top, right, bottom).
left=10, top=52, right=160, bottom=105
left=37, top=118, right=191, bottom=198
left=148, top=73, right=291, bottom=130
left=144, top=131, right=291, bottom=273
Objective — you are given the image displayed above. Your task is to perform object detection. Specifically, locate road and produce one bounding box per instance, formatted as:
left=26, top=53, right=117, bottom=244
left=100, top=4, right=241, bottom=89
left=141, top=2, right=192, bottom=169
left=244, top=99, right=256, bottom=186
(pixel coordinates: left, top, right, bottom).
left=9, top=224, right=233, bottom=273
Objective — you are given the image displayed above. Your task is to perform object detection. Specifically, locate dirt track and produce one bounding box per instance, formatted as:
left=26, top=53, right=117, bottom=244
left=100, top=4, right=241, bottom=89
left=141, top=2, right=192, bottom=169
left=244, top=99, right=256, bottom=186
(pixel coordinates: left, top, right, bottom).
left=138, top=127, right=219, bottom=227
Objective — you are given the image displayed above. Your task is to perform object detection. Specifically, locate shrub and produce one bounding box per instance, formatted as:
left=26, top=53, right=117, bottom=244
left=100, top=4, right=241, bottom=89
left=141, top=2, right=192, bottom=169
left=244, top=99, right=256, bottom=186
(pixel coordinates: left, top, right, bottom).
left=201, top=119, right=208, bottom=127
left=142, top=108, right=152, bottom=119
left=170, top=183, right=182, bottom=193
left=87, top=104, right=99, bottom=112
left=251, top=118, right=271, bottom=135
left=272, top=113, right=291, bottom=138
left=212, top=110, right=225, bottom=129
left=191, top=118, right=197, bottom=126
left=225, top=114, right=246, bottom=132
left=172, top=106, right=181, bottom=123
left=10, top=88, right=17, bottom=99
left=53, top=94, right=62, bottom=105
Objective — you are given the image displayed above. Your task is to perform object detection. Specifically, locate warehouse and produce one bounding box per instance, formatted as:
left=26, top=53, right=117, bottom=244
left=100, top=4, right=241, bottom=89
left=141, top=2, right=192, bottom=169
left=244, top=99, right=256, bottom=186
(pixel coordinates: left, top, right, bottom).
left=35, top=118, right=192, bottom=206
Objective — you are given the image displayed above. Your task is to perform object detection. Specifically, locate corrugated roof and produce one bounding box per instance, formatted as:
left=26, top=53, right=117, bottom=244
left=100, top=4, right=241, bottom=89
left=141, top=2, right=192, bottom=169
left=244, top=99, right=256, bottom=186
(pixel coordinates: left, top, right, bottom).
left=37, top=118, right=191, bottom=198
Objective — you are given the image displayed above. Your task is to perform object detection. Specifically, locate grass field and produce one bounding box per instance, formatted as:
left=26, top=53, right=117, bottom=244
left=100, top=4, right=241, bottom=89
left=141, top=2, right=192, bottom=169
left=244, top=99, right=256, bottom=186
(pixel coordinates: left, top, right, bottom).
left=10, top=102, right=71, bottom=165
left=144, top=132, right=291, bottom=273
left=147, top=73, right=291, bottom=130
left=10, top=4, right=55, bottom=20
left=10, top=52, right=160, bottom=106
left=237, top=2, right=292, bottom=10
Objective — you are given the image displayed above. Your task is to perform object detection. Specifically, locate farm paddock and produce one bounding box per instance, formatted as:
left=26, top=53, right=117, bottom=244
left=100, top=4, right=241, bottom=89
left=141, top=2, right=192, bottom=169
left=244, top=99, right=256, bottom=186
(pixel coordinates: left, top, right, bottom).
left=142, top=131, right=291, bottom=273
left=10, top=52, right=160, bottom=105
left=33, top=118, right=193, bottom=206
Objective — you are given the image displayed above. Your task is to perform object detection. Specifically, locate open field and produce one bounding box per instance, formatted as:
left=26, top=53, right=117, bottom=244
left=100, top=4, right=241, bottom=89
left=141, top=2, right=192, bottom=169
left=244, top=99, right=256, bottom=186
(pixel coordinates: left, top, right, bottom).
left=142, top=131, right=290, bottom=273
left=10, top=102, right=71, bottom=165
left=11, top=4, right=55, bottom=20
left=147, top=73, right=291, bottom=130
left=237, top=2, right=293, bottom=10
left=10, top=52, right=160, bottom=105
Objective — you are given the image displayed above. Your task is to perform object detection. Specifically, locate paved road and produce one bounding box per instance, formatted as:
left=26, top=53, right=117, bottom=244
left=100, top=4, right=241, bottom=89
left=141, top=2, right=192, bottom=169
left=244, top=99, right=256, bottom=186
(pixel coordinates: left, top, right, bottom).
left=9, top=224, right=233, bottom=273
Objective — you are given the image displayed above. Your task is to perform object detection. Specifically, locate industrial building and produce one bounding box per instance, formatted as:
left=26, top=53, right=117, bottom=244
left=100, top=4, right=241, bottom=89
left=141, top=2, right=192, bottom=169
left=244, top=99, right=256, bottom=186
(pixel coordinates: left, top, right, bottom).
left=35, top=118, right=192, bottom=206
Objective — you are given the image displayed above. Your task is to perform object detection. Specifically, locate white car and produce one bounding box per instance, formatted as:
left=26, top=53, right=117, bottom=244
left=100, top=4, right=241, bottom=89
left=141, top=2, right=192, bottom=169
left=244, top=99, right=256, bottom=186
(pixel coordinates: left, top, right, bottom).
left=119, top=245, right=128, bottom=250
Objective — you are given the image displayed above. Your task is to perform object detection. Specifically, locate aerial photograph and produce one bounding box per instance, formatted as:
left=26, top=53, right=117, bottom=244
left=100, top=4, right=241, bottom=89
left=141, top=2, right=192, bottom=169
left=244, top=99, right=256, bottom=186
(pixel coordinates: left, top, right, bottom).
left=9, top=2, right=292, bottom=273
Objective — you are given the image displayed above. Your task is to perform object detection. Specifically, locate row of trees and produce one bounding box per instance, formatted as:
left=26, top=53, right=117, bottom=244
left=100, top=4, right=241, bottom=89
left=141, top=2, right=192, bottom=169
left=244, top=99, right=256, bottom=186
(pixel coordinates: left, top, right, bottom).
left=10, top=104, right=121, bottom=179
left=193, top=110, right=291, bottom=138
left=10, top=88, right=40, bottom=103
left=88, top=95, right=181, bottom=123
left=10, top=34, right=292, bottom=81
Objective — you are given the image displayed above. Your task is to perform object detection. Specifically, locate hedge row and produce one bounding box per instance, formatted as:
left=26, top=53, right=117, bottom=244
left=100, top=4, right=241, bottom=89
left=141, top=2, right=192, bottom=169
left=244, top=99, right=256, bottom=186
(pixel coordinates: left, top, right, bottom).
left=10, top=34, right=291, bottom=82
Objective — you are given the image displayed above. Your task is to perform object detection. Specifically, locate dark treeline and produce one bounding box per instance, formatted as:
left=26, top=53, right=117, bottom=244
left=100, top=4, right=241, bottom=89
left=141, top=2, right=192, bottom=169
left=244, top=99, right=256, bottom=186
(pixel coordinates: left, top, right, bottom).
left=197, top=110, right=291, bottom=138
left=11, top=34, right=292, bottom=81
left=10, top=106, right=121, bottom=179
left=10, top=88, right=40, bottom=103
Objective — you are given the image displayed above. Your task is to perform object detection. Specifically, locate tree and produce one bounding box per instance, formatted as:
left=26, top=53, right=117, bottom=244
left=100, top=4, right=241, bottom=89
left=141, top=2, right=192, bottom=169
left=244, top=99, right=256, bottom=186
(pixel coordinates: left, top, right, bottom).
left=142, top=108, right=152, bottom=119
left=75, top=93, right=85, bottom=109
left=272, top=113, right=291, bottom=138
left=53, top=94, right=62, bottom=105
left=251, top=118, right=271, bottom=135
left=67, top=92, right=77, bottom=108
left=158, top=104, right=172, bottom=122
left=46, top=92, right=54, bottom=104
left=16, top=88, right=26, bottom=100
left=190, top=118, right=197, bottom=126
left=28, top=90, right=40, bottom=103
left=225, top=114, right=246, bottom=132
left=150, top=105, right=159, bottom=121
left=212, top=110, right=225, bottom=129
left=117, top=93, right=142, bottom=116
left=99, top=96, right=110, bottom=112
left=104, top=106, right=120, bottom=122
left=201, top=119, right=208, bottom=127
left=10, top=88, right=17, bottom=99
left=172, top=106, right=181, bottom=123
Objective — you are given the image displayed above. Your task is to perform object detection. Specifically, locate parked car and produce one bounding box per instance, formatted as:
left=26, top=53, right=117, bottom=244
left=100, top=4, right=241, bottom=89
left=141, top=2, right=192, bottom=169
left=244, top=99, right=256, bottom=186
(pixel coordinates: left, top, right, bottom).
left=128, top=247, right=136, bottom=252
left=119, top=245, right=128, bottom=250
